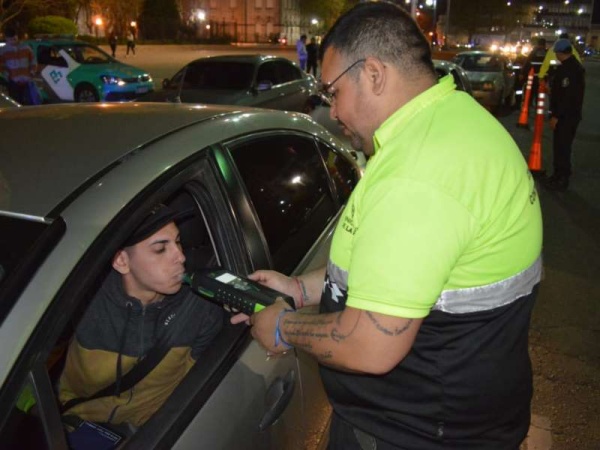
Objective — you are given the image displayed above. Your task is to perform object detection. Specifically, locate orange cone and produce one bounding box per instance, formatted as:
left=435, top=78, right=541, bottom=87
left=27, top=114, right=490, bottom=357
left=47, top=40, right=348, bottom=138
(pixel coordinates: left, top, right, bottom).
left=517, top=68, right=534, bottom=129
left=528, top=79, right=547, bottom=177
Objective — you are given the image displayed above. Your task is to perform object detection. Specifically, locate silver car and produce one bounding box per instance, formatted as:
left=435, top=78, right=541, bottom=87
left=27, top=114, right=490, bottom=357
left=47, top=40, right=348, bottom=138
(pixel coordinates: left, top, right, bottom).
left=0, top=103, right=361, bottom=449
left=138, top=54, right=318, bottom=113
left=452, top=51, right=516, bottom=112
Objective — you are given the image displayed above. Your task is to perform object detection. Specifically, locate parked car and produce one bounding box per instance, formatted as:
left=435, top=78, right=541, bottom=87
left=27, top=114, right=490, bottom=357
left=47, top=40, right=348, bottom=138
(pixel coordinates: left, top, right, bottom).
left=137, top=55, right=317, bottom=113
left=432, top=59, right=473, bottom=96
left=3, top=38, right=154, bottom=103
left=452, top=51, right=516, bottom=112
left=0, top=103, right=361, bottom=449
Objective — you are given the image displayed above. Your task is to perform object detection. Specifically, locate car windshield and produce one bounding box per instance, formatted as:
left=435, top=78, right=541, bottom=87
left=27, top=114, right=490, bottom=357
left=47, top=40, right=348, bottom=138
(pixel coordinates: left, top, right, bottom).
left=179, top=61, right=255, bottom=90
left=60, top=44, right=113, bottom=64
left=456, top=54, right=502, bottom=72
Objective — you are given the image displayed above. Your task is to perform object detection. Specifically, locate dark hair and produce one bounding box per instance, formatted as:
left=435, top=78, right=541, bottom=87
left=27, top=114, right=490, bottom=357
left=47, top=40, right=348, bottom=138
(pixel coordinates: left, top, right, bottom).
left=300, top=34, right=307, bottom=40
left=4, top=27, right=17, bottom=38
left=320, top=1, right=434, bottom=79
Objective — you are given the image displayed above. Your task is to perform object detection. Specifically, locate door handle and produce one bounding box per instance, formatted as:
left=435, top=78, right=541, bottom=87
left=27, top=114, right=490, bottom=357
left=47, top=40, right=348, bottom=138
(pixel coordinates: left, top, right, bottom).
left=258, top=369, right=296, bottom=431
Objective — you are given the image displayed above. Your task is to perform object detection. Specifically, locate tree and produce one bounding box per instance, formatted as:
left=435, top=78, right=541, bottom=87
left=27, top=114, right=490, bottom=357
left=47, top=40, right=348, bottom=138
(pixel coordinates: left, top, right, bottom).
left=28, top=15, right=77, bottom=36
left=140, top=0, right=180, bottom=40
left=1, top=0, right=50, bottom=33
left=299, top=0, right=359, bottom=31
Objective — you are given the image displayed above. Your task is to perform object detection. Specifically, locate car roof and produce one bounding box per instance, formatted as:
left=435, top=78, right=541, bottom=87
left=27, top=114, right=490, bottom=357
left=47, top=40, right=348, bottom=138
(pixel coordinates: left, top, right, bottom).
left=188, top=54, right=289, bottom=64
left=0, top=103, right=329, bottom=219
left=23, top=37, right=88, bottom=46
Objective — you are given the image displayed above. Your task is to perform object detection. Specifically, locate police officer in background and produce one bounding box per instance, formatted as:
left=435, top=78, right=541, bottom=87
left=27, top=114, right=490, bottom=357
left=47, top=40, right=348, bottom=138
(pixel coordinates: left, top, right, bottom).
left=545, top=38, right=585, bottom=192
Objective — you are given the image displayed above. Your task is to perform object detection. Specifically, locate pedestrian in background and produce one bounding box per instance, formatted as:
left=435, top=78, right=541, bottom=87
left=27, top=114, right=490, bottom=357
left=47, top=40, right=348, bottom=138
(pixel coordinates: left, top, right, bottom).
left=109, top=32, right=118, bottom=58
left=306, top=36, right=319, bottom=77
left=126, top=30, right=136, bottom=57
left=296, top=34, right=307, bottom=71
left=243, top=2, right=543, bottom=449
left=0, top=27, right=38, bottom=105
left=545, top=38, right=585, bottom=192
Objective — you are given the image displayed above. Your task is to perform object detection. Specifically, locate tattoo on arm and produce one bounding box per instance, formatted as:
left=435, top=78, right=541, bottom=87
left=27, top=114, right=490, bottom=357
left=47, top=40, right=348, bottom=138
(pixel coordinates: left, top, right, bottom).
left=366, top=311, right=413, bottom=336
left=331, top=310, right=361, bottom=343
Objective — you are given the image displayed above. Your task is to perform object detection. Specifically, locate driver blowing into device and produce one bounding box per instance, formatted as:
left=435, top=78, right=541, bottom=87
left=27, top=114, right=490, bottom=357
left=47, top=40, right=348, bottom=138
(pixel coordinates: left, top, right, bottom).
left=59, top=204, right=223, bottom=428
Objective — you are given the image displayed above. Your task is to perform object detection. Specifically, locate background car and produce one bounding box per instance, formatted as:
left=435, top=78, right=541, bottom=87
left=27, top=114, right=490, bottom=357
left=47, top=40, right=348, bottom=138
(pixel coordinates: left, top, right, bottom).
left=15, top=38, right=153, bottom=102
left=432, top=59, right=473, bottom=96
left=137, top=54, right=317, bottom=113
left=0, top=103, right=361, bottom=450
left=0, top=91, right=20, bottom=107
left=452, top=50, right=516, bottom=113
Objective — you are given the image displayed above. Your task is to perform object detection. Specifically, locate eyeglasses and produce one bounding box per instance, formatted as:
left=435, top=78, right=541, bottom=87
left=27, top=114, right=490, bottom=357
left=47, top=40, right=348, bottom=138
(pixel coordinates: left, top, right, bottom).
left=319, top=58, right=366, bottom=105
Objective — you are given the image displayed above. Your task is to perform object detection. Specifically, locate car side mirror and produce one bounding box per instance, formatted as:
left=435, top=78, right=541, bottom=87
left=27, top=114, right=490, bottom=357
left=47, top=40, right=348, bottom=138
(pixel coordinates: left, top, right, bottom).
left=162, top=78, right=171, bottom=89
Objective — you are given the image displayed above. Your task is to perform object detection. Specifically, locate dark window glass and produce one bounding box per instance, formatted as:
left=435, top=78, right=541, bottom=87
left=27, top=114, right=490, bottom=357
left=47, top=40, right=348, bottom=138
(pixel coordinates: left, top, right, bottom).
left=256, top=61, right=280, bottom=85
left=318, top=142, right=359, bottom=204
left=230, top=135, right=336, bottom=273
left=184, top=61, right=254, bottom=89
left=276, top=61, right=301, bottom=83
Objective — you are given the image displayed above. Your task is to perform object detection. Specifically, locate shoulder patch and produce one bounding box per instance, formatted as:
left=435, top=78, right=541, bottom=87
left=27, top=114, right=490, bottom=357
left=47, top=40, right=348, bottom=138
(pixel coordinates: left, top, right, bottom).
left=561, top=77, right=570, bottom=88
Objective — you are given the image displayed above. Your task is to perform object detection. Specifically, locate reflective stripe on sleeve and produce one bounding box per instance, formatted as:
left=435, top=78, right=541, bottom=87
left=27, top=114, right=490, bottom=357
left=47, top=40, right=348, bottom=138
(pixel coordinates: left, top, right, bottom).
left=432, top=256, right=542, bottom=314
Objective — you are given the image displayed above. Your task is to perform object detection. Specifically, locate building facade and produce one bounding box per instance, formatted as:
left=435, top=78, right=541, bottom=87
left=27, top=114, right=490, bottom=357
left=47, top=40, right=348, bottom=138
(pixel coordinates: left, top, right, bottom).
left=180, top=0, right=306, bottom=44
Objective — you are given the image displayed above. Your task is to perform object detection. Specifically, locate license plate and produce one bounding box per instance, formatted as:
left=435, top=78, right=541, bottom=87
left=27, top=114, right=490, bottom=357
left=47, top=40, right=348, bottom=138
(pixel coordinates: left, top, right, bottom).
left=136, top=87, right=149, bottom=94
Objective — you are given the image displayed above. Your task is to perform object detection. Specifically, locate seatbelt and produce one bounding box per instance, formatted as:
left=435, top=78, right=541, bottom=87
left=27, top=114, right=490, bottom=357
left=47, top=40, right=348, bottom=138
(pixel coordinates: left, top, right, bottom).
left=61, top=293, right=198, bottom=413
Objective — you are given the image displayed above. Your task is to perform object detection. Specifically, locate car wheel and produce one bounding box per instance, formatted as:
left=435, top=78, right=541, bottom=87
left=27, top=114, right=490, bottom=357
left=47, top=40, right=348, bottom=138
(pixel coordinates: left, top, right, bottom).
left=75, top=84, right=99, bottom=102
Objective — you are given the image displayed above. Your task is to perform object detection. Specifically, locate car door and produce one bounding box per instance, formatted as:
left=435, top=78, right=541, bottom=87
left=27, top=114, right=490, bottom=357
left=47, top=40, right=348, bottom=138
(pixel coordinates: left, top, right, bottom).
left=0, top=128, right=358, bottom=450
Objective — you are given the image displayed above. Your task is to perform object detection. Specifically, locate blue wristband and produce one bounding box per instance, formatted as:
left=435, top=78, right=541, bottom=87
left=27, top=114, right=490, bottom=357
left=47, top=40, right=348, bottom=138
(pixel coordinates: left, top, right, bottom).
left=275, top=309, right=294, bottom=349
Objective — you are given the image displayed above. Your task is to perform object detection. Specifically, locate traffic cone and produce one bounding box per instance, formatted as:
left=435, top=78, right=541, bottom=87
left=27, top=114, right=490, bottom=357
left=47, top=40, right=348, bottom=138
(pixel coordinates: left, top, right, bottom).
left=517, top=68, right=534, bottom=129
left=527, top=79, right=547, bottom=177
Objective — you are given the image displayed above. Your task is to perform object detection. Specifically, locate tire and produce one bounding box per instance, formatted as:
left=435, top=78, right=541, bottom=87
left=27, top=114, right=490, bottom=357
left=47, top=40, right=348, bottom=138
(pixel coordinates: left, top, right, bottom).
left=74, top=84, right=99, bottom=102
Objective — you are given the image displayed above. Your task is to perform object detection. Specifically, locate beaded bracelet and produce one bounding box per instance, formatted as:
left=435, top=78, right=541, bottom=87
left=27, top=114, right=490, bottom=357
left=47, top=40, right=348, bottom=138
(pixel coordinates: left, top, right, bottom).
left=275, top=309, right=294, bottom=349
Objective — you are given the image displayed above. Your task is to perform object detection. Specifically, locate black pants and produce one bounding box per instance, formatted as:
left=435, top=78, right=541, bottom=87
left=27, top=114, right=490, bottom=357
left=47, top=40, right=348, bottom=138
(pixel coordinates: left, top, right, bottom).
left=126, top=42, right=135, bottom=55
left=552, top=118, right=579, bottom=182
left=307, top=59, right=318, bottom=77
left=110, top=43, right=116, bottom=57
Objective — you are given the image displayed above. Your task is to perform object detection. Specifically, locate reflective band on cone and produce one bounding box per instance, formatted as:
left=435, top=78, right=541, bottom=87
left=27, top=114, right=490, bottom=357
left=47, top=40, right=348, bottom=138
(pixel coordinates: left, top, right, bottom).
left=527, top=79, right=547, bottom=177
left=517, top=68, right=535, bottom=129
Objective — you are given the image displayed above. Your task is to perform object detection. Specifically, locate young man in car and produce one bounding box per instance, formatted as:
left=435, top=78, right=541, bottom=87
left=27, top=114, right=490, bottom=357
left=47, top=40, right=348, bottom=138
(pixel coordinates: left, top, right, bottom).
left=59, top=204, right=224, bottom=427
left=244, top=2, right=542, bottom=449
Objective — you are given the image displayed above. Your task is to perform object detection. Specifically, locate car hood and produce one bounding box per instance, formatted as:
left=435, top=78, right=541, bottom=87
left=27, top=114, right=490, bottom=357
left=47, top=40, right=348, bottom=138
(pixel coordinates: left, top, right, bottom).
left=86, top=62, right=149, bottom=77
left=138, top=88, right=249, bottom=104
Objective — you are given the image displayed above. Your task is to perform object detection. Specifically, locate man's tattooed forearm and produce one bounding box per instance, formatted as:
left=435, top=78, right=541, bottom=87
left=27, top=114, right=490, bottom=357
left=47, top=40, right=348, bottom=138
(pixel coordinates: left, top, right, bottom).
left=366, top=311, right=413, bottom=336
left=319, top=351, right=333, bottom=360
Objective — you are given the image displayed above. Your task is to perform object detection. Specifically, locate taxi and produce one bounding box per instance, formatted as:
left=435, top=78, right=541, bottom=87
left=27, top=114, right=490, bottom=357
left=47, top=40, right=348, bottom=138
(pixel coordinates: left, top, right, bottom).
left=17, top=37, right=153, bottom=102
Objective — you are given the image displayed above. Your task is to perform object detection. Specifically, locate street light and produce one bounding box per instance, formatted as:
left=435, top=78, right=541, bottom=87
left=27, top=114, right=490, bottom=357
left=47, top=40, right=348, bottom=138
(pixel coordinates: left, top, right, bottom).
left=94, top=17, right=103, bottom=39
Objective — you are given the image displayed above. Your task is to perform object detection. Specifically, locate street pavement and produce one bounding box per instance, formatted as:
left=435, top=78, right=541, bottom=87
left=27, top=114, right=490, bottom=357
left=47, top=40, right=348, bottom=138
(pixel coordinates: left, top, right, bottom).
left=114, top=44, right=600, bottom=449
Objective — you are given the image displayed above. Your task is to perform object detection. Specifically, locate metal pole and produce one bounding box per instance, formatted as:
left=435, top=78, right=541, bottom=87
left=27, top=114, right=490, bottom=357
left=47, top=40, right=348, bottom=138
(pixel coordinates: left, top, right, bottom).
left=411, top=0, right=418, bottom=19
left=446, top=0, right=451, bottom=42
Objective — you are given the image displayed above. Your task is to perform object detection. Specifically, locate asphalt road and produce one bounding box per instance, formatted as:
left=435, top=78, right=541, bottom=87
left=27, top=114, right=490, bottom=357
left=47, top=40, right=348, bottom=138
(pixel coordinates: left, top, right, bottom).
left=109, top=44, right=600, bottom=449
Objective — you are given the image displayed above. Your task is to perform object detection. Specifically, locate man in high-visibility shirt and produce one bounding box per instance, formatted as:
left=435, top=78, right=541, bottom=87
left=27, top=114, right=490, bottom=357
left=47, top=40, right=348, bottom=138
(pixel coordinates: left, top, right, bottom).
left=244, top=2, right=543, bottom=449
left=538, top=33, right=582, bottom=81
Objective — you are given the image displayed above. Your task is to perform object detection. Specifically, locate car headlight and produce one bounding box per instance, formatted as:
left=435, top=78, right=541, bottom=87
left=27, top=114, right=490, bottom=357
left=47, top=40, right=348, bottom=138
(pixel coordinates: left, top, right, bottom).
left=100, top=75, right=126, bottom=86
